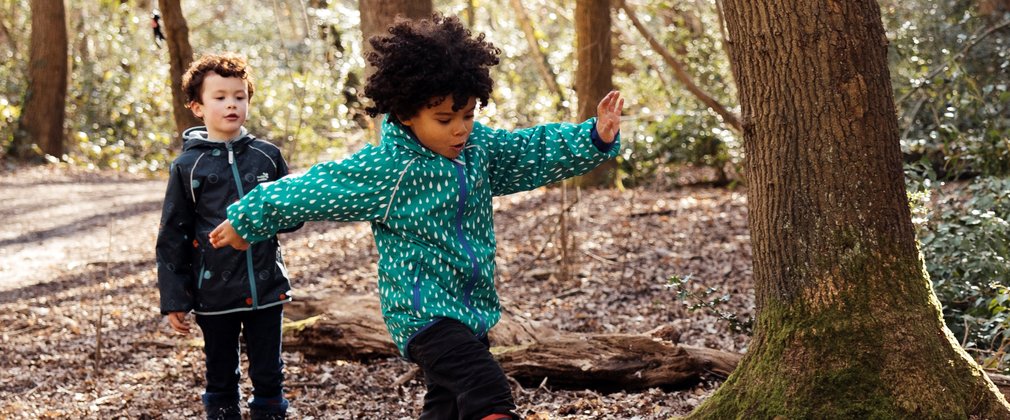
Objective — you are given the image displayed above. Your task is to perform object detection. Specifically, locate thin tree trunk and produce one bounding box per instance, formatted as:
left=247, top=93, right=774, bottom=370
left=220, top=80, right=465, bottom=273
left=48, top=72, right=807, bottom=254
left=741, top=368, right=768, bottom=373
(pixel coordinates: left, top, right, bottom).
left=465, top=0, right=476, bottom=28
left=689, top=1, right=1010, bottom=418
left=574, top=0, right=616, bottom=187
left=158, top=0, right=201, bottom=147
left=0, top=15, right=15, bottom=52
left=11, top=0, right=68, bottom=161
left=509, top=0, right=566, bottom=112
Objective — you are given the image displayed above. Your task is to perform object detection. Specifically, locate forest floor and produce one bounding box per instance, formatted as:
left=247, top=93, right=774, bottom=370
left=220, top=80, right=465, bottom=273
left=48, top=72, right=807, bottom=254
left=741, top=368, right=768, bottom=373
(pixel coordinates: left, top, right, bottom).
left=0, top=165, right=754, bottom=419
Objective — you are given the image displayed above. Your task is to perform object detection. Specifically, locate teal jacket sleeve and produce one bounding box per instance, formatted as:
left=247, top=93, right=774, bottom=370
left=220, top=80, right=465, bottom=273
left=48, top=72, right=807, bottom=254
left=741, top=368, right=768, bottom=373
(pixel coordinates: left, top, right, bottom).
left=227, top=146, right=396, bottom=242
left=485, top=117, right=621, bottom=196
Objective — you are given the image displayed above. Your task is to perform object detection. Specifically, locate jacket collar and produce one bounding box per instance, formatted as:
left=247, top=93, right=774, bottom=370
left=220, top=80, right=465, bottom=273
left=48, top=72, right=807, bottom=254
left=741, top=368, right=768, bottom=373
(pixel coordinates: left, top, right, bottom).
left=181, top=126, right=254, bottom=151
left=380, top=116, right=437, bottom=159
left=380, top=116, right=476, bottom=164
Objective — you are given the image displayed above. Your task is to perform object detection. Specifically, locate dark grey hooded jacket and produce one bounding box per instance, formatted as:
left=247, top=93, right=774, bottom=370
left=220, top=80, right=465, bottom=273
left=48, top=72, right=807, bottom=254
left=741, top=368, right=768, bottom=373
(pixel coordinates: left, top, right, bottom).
left=156, top=126, right=301, bottom=315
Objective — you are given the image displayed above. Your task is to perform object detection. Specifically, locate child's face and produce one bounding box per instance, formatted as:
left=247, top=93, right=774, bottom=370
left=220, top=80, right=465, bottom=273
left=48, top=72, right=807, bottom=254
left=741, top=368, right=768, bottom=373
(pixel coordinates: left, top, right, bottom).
left=189, top=72, right=249, bottom=140
left=401, top=96, right=476, bottom=159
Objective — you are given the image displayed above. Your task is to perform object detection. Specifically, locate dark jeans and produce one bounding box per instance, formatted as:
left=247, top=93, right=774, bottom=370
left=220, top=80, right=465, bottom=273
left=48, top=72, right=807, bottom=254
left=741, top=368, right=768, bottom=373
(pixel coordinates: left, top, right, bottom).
left=407, top=318, right=517, bottom=420
left=196, top=305, right=285, bottom=400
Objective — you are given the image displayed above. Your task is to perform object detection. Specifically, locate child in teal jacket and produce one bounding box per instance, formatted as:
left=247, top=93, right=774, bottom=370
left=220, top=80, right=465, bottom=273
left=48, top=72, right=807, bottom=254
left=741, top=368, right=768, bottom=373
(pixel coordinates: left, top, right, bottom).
left=211, top=14, right=624, bottom=420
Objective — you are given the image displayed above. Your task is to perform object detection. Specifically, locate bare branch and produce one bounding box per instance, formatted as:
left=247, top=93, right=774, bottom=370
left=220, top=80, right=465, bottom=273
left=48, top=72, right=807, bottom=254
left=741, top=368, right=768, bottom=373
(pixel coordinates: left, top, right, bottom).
left=617, top=0, right=742, bottom=132
left=896, top=18, right=1010, bottom=106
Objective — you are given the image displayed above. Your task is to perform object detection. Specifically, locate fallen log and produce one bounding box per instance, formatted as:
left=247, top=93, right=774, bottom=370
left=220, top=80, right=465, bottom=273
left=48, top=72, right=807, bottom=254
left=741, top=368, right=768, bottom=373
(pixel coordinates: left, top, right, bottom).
left=282, top=294, right=395, bottom=360
left=282, top=293, right=741, bottom=391
left=282, top=294, right=1010, bottom=396
left=495, top=334, right=740, bottom=391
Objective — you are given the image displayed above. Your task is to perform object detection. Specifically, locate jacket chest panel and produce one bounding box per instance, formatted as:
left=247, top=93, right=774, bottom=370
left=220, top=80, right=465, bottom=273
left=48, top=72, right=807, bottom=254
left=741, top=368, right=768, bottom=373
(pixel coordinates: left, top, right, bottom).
left=189, top=151, right=271, bottom=206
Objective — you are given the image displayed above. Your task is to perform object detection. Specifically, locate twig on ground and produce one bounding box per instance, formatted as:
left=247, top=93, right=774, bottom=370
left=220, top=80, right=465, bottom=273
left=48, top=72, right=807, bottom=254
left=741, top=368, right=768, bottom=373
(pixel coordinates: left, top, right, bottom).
left=629, top=209, right=675, bottom=218
left=286, top=381, right=332, bottom=388
left=507, top=375, right=526, bottom=395
left=555, top=288, right=583, bottom=299
left=393, top=366, right=420, bottom=388
left=537, top=376, right=549, bottom=392
left=579, top=249, right=618, bottom=265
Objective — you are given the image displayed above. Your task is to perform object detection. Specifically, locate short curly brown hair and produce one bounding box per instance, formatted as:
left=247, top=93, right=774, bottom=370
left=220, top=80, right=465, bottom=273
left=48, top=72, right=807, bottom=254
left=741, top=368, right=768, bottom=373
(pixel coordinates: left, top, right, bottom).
left=181, top=53, right=255, bottom=105
left=364, top=14, right=500, bottom=122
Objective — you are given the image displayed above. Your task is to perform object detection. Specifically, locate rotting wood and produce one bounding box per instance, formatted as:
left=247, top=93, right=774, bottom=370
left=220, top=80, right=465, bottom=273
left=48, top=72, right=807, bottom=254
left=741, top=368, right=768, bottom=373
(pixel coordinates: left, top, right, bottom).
left=283, top=294, right=743, bottom=391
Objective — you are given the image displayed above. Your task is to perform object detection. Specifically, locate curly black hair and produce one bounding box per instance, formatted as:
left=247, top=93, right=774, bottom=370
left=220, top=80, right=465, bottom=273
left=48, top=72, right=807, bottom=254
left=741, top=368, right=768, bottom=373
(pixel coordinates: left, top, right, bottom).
left=364, top=14, right=500, bottom=122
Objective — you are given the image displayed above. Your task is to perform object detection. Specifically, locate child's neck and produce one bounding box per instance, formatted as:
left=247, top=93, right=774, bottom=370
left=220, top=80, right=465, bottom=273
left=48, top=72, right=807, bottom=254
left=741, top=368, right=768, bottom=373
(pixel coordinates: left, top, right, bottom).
left=207, top=127, right=247, bottom=143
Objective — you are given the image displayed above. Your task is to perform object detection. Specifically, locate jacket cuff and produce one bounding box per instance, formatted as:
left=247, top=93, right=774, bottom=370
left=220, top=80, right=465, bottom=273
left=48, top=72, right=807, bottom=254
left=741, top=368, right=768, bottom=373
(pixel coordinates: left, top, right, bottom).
left=227, top=202, right=271, bottom=243
left=591, top=125, right=618, bottom=153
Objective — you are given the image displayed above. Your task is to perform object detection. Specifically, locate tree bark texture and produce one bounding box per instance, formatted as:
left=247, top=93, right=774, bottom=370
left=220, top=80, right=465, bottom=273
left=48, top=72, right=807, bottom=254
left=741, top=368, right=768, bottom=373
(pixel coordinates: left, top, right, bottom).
left=158, top=0, right=201, bottom=147
left=12, top=0, right=68, bottom=161
left=690, top=1, right=1010, bottom=418
left=573, top=0, right=616, bottom=187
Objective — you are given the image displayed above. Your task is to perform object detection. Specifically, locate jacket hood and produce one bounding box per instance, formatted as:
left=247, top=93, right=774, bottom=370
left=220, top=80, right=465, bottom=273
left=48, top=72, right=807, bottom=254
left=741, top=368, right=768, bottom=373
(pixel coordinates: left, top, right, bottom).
left=182, top=126, right=253, bottom=151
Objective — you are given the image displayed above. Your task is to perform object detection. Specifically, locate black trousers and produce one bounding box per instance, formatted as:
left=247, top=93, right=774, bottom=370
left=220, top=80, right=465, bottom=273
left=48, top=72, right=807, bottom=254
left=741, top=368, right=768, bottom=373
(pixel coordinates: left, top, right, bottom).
left=408, top=318, right=517, bottom=420
left=196, top=305, right=285, bottom=400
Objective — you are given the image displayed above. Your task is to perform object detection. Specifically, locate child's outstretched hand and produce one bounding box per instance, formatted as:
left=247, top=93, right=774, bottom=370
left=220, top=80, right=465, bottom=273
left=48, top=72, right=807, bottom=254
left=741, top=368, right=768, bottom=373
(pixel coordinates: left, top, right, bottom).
left=596, top=90, right=624, bottom=143
left=210, top=220, right=250, bottom=251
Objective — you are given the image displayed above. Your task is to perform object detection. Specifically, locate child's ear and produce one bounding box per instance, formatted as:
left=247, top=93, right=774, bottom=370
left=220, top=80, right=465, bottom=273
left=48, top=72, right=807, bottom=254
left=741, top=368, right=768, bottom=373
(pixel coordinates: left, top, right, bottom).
left=398, top=115, right=413, bottom=127
left=188, top=101, right=204, bottom=119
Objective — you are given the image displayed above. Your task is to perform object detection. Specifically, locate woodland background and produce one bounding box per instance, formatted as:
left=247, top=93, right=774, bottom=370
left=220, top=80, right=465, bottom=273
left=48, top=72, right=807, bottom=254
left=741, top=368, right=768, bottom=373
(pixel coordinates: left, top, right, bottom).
left=1, top=0, right=1010, bottom=418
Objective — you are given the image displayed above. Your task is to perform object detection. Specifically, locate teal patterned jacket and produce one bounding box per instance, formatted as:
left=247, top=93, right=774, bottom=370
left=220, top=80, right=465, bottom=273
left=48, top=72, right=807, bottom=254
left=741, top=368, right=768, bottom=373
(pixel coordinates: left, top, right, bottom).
left=227, top=116, right=620, bottom=356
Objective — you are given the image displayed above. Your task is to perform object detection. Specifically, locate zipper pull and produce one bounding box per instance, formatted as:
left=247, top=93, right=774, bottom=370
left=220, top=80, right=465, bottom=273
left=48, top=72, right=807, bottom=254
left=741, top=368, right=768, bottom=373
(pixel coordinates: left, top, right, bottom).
left=226, top=143, right=234, bottom=165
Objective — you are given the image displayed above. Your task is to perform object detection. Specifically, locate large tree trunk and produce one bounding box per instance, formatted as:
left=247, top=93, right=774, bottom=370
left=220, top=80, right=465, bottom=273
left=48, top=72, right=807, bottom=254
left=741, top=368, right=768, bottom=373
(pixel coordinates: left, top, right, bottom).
left=573, top=0, right=615, bottom=187
left=690, top=1, right=1010, bottom=418
left=158, top=0, right=201, bottom=147
left=11, top=0, right=68, bottom=161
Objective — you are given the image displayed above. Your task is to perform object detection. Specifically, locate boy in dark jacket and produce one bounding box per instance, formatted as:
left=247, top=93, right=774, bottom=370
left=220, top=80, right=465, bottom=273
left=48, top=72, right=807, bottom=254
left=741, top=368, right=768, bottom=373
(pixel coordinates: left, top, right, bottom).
left=156, top=53, right=301, bottom=420
left=211, top=15, right=624, bottom=420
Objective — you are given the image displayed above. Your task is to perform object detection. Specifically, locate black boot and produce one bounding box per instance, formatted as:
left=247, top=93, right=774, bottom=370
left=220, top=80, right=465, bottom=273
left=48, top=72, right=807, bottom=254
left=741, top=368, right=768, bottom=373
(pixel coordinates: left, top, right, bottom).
left=249, top=394, right=288, bottom=420
left=202, top=391, right=241, bottom=420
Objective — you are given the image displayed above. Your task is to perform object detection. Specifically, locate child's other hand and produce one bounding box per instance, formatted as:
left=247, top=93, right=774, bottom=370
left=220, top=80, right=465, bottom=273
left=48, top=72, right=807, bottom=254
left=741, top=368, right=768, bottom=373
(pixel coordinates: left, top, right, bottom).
left=210, top=220, right=250, bottom=251
left=167, top=312, right=191, bottom=334
left=596, top=90, right=624, bottom=143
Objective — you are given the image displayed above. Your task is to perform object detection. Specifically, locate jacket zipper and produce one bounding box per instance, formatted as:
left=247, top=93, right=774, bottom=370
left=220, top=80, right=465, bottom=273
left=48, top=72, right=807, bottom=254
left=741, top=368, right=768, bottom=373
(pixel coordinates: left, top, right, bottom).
left=227, top=141, right=259, bottom=309
left=453, top=162, right=488, bottom=336
left=411, top=264, right=423, bottom=313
